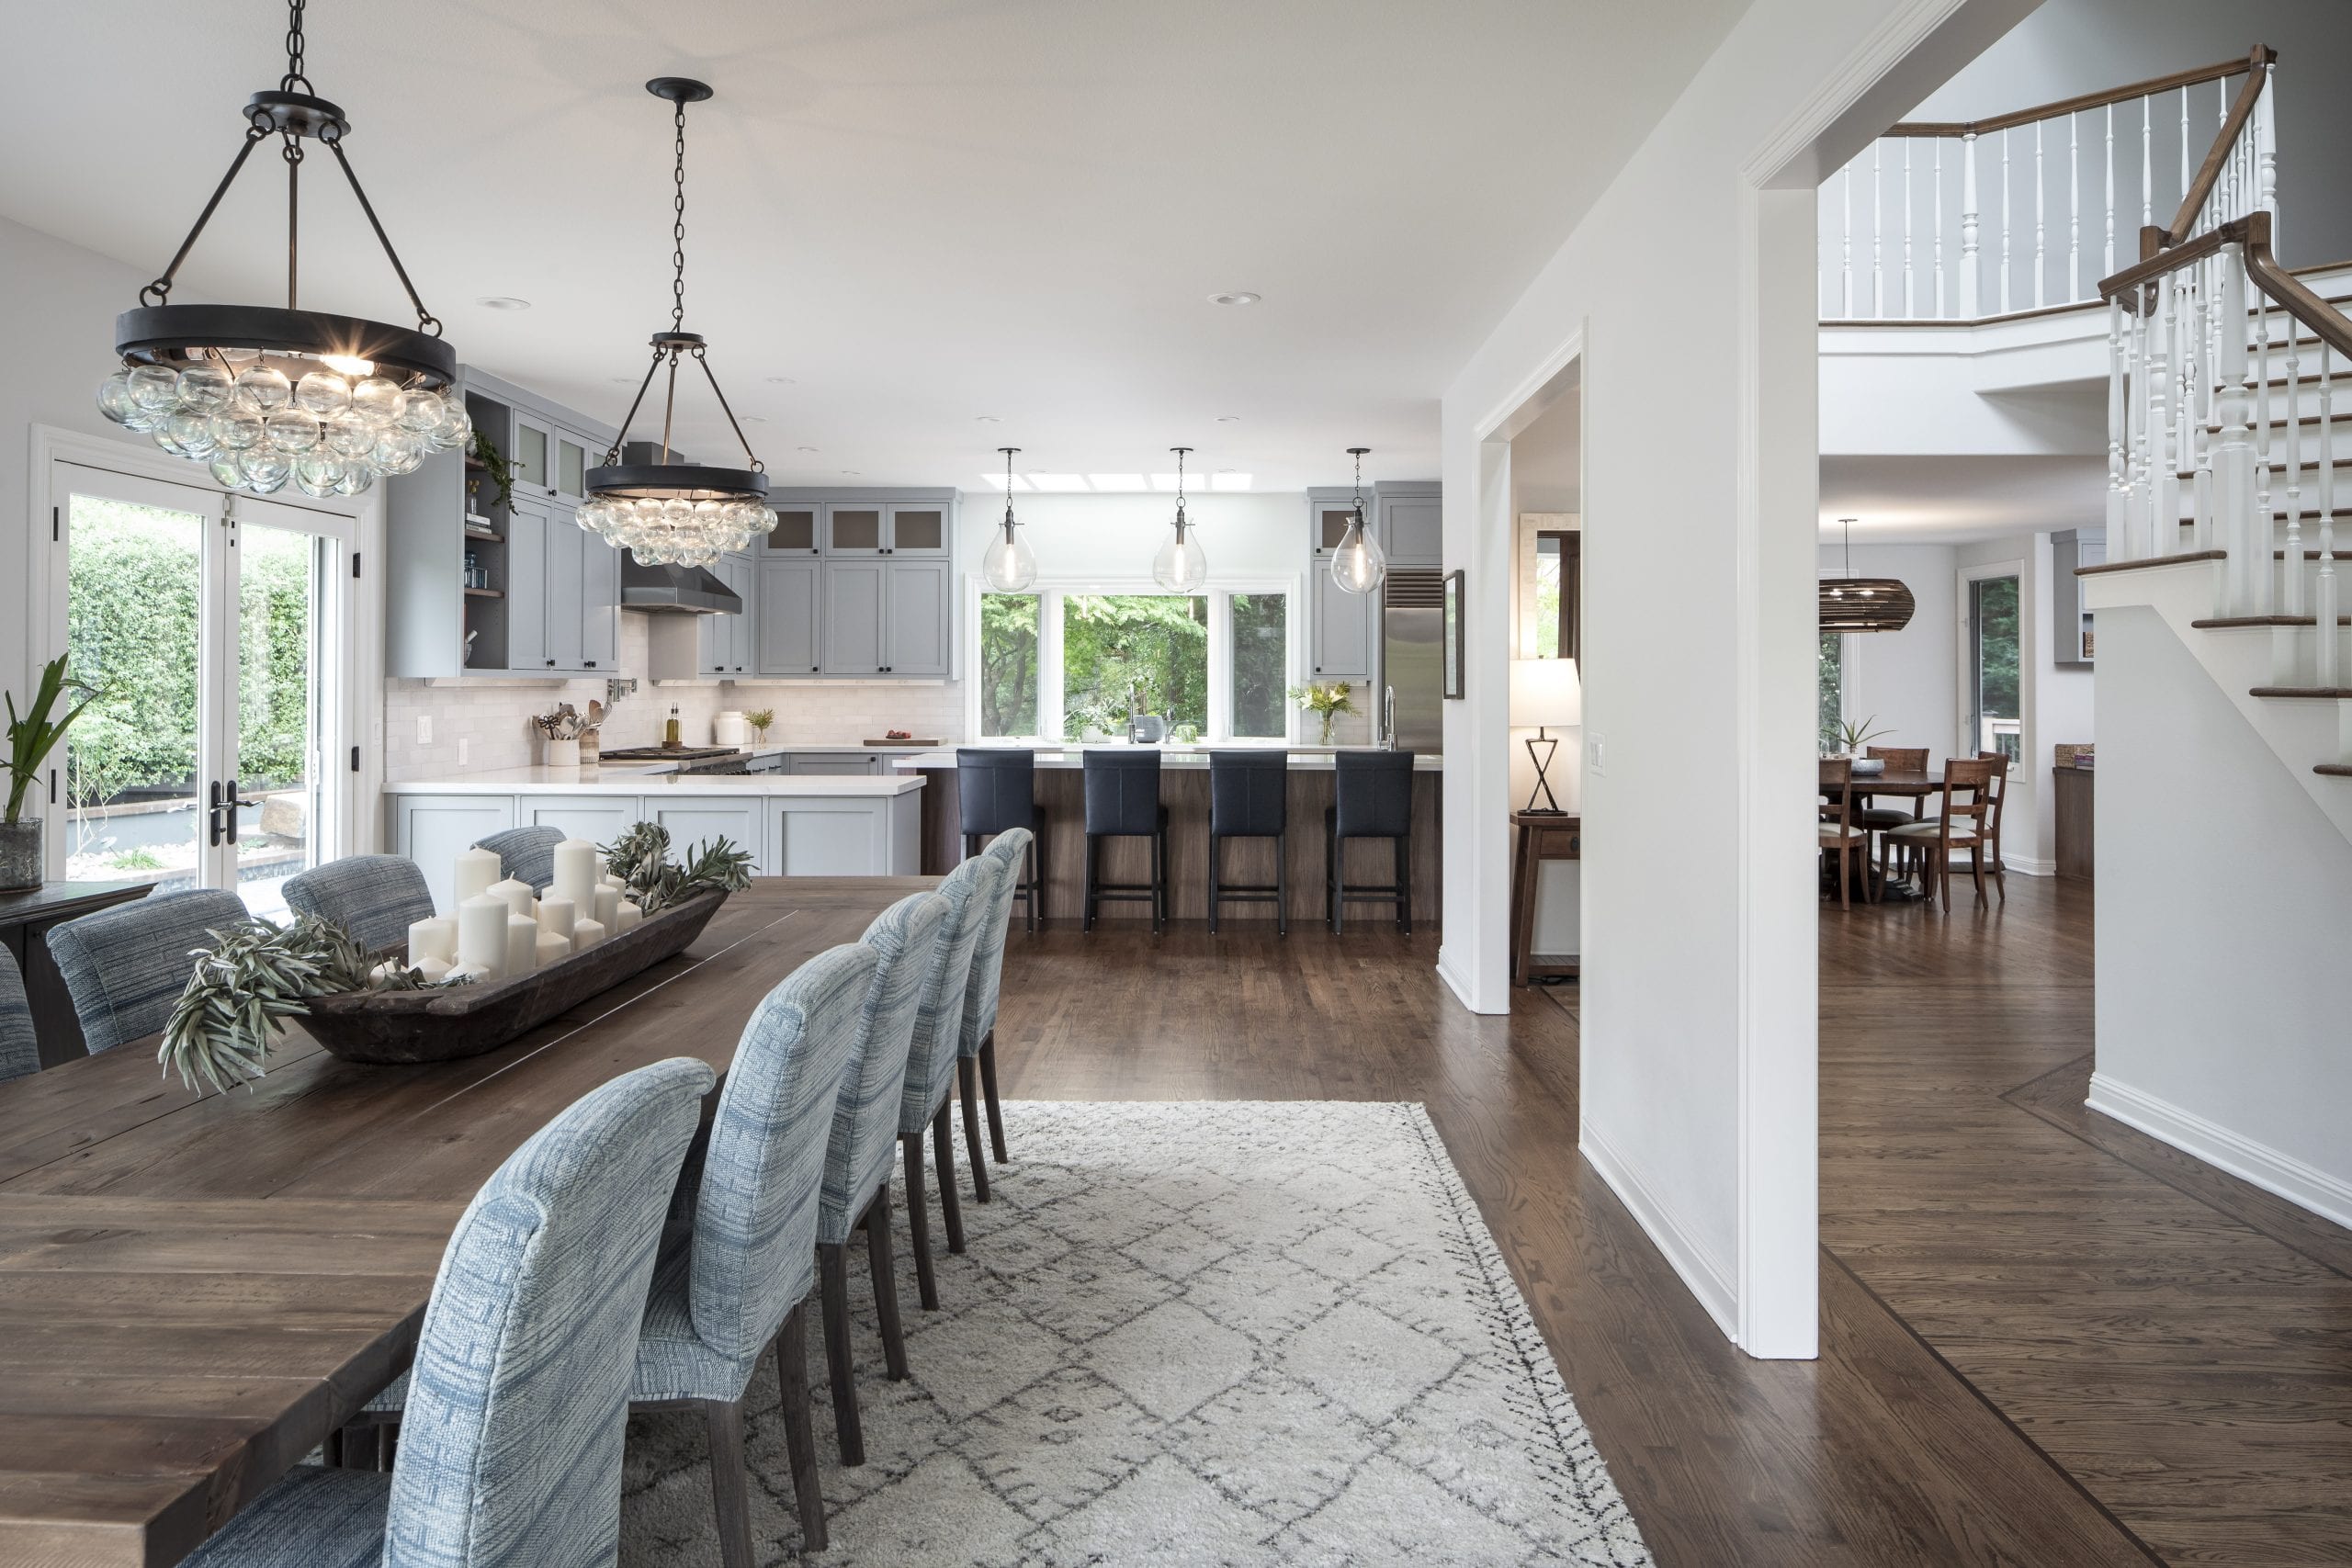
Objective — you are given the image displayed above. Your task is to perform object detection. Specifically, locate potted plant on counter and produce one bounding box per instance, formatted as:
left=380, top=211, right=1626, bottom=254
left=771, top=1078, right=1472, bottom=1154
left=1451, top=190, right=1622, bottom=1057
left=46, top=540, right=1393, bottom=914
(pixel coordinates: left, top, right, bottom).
left=3, top=657, right=102, bottom=891
left=1826, top=716, right=1894, bottom=774
left=745, top=707, right=775, bottom=746
left=1288, top=681, right=1357, bottom=746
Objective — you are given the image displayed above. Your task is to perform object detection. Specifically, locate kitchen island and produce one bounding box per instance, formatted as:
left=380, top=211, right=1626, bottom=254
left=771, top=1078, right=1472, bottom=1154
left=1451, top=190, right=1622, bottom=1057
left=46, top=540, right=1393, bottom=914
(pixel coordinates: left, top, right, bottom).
left=384, top=761, right=924, bottom=908
left=896, top=748, right=1442, bottom=925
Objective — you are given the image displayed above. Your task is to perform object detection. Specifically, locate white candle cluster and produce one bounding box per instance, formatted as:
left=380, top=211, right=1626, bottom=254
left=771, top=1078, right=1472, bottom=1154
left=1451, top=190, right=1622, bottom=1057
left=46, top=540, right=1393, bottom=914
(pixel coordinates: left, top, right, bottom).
left=421, top=839, right=642, bottom=982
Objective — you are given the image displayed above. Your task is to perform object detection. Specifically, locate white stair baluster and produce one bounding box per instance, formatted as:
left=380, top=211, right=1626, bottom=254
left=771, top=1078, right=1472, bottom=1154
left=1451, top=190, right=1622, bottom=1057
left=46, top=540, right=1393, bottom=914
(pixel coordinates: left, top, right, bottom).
left=2253, top=290, right=2275, bottom=616
left=2033, top=118, right=2047, bottom=310
left=1840, top=164, right=1853, bottom=318
left=2152, top=269, right=2177, bottom=564
left=2108, top=299, right=2129, bottom=556
left=2188, top=266, right=2211, bottom=555
left=2000, top=128, right=2013, bottom=314
left=2103, top=102, right=2116, bottom=279
left=2258, top=61, right=2279, bottom=249
left=2318, top=344, right=2339, bottom=688
left=2282, top=323, right=2304, bottom=621
left=2178, top=86, right=2191, bottom=227
left=2211, top=244, right=2254, bottom=613
left=1960, top=131, right=1980, bottom=317
left=1933, top=139, right=1946, bottom=317
left=2139, top=94, right=2154, bottom=236
left=1872, top=141, right=1885, bottom=318
left=2128, top=300, right=2152, bottom=562
left=2067, top=113, right=2081, bottom=302
left=1903, top=140, right=1915, bottom=317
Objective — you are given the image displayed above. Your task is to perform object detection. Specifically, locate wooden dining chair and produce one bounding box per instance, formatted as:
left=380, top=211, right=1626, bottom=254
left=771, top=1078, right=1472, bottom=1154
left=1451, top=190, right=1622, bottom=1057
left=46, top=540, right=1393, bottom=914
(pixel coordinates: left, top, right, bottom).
left=182, top=1057, right=713, bottom=1568
left=1818, top=757, right=1872, bottom=910
left=899, top=853, right=1001, bottom=1311
left=1975, top=750, right=2012, bottom=902
left=1886, top=757, right=1997, bottom=912
left=1857, top=746, right=1929, bottom=886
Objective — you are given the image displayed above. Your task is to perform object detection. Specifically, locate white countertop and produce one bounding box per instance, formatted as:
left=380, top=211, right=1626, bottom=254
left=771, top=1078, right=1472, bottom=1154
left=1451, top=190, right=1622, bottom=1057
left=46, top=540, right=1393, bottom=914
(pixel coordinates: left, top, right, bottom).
left=893, top=747, right=1443, bottom=772
left=385, top=764, right=924, bottom=797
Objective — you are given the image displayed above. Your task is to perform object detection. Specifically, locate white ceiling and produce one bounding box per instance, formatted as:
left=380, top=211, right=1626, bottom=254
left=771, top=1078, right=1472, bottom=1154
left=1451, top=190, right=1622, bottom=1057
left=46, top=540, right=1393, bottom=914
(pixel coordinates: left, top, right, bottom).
left=1819, top=454, right=2109, bottom=545
left=0, top=0, right=1747, bottom=493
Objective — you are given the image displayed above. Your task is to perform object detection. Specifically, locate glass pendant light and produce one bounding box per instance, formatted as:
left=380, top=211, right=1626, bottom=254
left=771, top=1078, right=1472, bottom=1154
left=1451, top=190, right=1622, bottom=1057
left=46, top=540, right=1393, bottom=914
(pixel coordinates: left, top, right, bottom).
left=1818, top=516, right=1916, bottom=632
left=1329, top=446, right=1387, bottom=595
left=982, top=446, right=1038, bottom=590
left=576, top=79, right=775, bottom=569
left=96, top=0, right=465, bottom=497
left=1152, top=446, right=1208, bottom=592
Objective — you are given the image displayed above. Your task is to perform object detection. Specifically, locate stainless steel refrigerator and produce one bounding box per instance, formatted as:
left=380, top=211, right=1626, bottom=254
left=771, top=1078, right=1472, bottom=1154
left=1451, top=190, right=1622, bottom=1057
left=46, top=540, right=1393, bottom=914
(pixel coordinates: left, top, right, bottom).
left=1381, top=569, right=1446, bottom=751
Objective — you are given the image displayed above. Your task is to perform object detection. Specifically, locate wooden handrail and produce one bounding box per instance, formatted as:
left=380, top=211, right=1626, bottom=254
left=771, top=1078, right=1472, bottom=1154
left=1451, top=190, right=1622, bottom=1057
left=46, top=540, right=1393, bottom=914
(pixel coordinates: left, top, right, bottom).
left=2166, top=50, right=2272, bottom=246
left=2100, top=212, right=2352, bottom=364
left=1886, top=45, right=2274, bottom=139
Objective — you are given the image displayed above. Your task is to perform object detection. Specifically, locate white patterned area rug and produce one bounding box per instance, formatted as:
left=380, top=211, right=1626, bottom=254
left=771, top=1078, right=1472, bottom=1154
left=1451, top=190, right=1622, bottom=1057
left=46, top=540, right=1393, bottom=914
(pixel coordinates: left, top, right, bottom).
left=619, top=1100, right=1652, bottom=1566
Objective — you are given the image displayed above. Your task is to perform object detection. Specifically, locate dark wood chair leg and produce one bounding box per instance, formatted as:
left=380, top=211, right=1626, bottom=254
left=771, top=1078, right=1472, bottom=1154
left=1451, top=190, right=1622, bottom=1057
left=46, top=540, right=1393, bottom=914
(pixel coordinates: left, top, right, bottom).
left=774, top=1303, right=827, bottom=1551
left=1082, top=834, right=1098, bottom=931
left=702, top=1397, right=755, bottom=1568
left=1329, top=823, right=1343, bottom=936
left=1206, top=835, right=1219, bottom=934
left=932, top=1103, right=965, bottom=1253
left=1150, top=827, right=1165, bottom=934
left=1397, top=832, right=1412, bottom=935
left=817, top=1242, right=863, bottom=1466
left=980, top=1032, right=1008, bottom=1165
left=959, top=1055, right=990, bottom=1202
left=1276, top=829, right=1289, bottom=937
left=863, top=1187, right=910, bottom=1382
left=902, top=1134, right=938, bottom=1311
left=1025, top=837, right=1041, bottom=931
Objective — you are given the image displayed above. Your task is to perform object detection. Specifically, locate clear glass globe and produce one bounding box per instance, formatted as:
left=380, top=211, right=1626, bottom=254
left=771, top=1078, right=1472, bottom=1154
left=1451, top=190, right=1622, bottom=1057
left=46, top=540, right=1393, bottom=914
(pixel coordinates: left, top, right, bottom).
left=126, top=364, right=181, bottom=412
left=209, top=452, right=248, bottom=489
left=236, top=366, right=293, bottom=412
left=397, top=389, right=444, bottom=434
left=1152, top=521, right=1208, bottom=592
left=322, top=411, right=375, bottom=457
left=372, top=430, right=425, bottom=475
left=351, top=377, right=404, bottom=425
left=264, top=407, right=321, bottom=454
left=175, top=364, right=232, bottom=411
left=429, top=399, right=472, bottom=452
left=121, top=402, right=164, bottom=433
left=1329, top=514, right=1387, bottom=595
left=244, top=453, right=292, bottom=490
left=334, top=461, right=372, bottom=496
left=152, top=422, right=187, bottom=457
left=209, top=404, right=266, bottom=451
left=165, top=409, right=218, bottom=457
left=295, top=369, right=352, bottom=417
left=294, top=454, right=341, bottom=496
left=984, top=521, right=1038, bottom=591
left=96, top=369, right=136, bottom=424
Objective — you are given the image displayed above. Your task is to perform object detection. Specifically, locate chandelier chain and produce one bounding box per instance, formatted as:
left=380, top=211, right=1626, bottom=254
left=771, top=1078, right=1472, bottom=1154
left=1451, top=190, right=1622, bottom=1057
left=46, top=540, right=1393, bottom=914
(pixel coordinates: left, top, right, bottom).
left=671, top=96, right=689, bottom=330
left=281, top=0, right=311, bottom=93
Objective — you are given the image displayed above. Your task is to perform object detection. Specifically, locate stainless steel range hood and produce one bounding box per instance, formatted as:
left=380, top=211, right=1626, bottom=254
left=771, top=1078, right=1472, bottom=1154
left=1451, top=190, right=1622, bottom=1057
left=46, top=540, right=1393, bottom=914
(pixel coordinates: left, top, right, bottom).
left=620, top=551, right=742, bottom=615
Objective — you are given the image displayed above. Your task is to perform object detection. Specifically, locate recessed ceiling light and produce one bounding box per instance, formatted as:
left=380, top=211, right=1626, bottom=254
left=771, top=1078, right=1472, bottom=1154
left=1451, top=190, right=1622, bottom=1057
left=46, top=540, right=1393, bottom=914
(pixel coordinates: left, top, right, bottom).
left=475, top=296, right=532, bottom=311
left=797, top=446, right=820, bottom=453
left=741, top=415, right=767, bottom=423
left=1210, top=472, right=1252, bottom=491
left=841, top=468, right=863, bottom=476
left=1216, top=415, right=1242, bottom=423
left=609, top=375, right=639, bottom=384
left=764, top=376, right=796, bottom=385
left=1207, top=291, right=1261, bottom=306
left=975, top=415, right=1001, bottom=423
left=1027, top=473, right=1087, bottom=491
left=1088, top=473, right=1147, bottom=491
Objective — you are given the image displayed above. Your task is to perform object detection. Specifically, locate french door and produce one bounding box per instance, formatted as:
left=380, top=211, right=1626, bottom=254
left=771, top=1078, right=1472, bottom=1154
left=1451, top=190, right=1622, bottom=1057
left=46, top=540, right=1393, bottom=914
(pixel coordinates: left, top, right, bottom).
left=49, top=460, right=355, bottom=914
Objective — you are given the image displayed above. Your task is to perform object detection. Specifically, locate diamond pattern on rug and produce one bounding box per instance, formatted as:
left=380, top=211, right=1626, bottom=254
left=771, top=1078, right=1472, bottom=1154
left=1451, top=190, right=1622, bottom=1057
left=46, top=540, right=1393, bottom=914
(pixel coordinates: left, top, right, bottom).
left=619, top=1100, right=1653, bottom=1566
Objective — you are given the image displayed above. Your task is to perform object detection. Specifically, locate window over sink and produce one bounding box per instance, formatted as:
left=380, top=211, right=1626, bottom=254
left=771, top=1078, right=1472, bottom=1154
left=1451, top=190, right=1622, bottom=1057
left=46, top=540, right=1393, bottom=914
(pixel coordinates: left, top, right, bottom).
left=976, top=585, right=1294, bottom=743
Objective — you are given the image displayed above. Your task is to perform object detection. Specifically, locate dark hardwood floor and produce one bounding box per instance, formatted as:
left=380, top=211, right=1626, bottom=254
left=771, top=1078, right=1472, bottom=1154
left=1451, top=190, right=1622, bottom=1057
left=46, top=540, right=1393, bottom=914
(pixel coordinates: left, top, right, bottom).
left=990, top=877, right=2352, bottom=1566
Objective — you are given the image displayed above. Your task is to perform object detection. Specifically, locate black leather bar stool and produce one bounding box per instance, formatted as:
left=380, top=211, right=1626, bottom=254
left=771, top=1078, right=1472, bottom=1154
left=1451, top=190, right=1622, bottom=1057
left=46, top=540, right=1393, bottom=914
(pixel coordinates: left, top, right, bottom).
left=956, top=747, right=1046, bottom=931
left=1327, top=750, right=1416, bottom=935
left=1081, top=750, right=1169, bottom=934
left=1207, top=750, right=1289, bottom=936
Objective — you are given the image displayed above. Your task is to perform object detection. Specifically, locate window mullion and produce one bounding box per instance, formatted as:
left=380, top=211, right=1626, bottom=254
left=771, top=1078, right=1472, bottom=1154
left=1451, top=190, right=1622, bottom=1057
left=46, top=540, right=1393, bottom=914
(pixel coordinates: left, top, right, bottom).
left=1206, top=592, right=1232, bottom=740
left=1038, top=591, right=1065, bottom=741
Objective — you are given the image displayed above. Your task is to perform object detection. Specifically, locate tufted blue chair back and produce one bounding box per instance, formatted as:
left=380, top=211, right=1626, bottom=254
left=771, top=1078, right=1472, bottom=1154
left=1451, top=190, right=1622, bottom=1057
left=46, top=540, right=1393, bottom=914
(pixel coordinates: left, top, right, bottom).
left=0, top=943, right=38, bottom=1084
left=960, top=828, right=1030, bottom=1058
left=383, top=1055, right=713, bottom=1568
left=897, top=855, right=996, bottom=1137
left=819, top=893, right=948, bottom=1245
left=471, top=825, right=567, bottom=892
left=688, top=942, right=876, bottom=1365
left=46, top=887, right=250, bottom=1055
left=283, top=854, right=436, bottom=953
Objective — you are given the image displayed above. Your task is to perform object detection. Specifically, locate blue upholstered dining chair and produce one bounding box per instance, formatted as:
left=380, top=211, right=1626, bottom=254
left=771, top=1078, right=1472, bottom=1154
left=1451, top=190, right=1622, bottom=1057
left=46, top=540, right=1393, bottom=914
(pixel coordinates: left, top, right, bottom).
left=816, top=890, right=949, bottom=1467
left=897, top=853, right=1002, bottom=1309
left=179, top=1055, right=715, bottom=1567
left=282, top=855, right=436, bottom=953
left=629, top=941, right=876, bottom=1561
left=957, top=827, right=1030, bottom=1202
left=0, top=943, right=40, bottom=1084
left=471, top=824, right=565, bottom=891
left=46, top=887, right=250, bottom=1055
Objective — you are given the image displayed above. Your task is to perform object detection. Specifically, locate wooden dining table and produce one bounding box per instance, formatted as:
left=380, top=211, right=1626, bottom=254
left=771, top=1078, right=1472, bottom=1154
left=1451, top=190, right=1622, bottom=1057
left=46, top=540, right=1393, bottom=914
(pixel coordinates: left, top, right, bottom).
left=1818, top=767, right=1942, bottom=805
left=0, top=876, right=926, bottom=1568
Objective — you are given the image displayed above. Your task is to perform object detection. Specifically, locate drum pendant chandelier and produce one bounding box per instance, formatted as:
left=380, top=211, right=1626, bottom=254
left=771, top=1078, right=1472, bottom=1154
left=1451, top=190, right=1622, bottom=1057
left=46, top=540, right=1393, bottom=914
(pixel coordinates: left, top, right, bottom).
left=1819, top=516, right=1916, bottom=633
left=96, top=0, right=467, bottom=498
left=578, top=78, right=775, bottom=569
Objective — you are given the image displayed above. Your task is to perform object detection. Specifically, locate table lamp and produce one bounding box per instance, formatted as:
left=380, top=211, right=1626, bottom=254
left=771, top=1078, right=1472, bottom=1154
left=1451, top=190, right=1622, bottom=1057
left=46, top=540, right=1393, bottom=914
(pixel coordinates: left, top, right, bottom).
left=1510, top=658, right=1582, bottom=814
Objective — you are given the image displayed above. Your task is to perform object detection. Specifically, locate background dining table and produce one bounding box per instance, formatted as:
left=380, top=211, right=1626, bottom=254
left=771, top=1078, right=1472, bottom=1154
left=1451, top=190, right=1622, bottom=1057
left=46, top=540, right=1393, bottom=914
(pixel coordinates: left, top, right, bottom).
left=0, top=876, right=929, bottom=1568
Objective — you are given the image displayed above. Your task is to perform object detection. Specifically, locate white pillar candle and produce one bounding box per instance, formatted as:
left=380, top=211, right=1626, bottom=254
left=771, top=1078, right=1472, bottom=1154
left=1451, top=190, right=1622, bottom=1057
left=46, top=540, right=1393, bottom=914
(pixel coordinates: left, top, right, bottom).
left=456, top=895, right=509, bottom=979
left=453, top=847, right=503, bottom=908
left=535, top=928, right=571, bottom=968
left=571, top=916, right=606, bottom=950
left=446, top=962, right=492, bottom=984
left=504, top=914, right=539, bottom=976
left=615, top=899, right=643, bottom=935
left=592, top=884, right=621, bottom=929
left=551, top=839, right=601, bottom=910
left=601, top=872, right=625, bottom=890
left=407, top=916, right=458, bottom=964
left=537, top=896, right=575, bottom=941
left=489, top=878, right=534, bottom=919
left=414, top=954, right=453, bottom=984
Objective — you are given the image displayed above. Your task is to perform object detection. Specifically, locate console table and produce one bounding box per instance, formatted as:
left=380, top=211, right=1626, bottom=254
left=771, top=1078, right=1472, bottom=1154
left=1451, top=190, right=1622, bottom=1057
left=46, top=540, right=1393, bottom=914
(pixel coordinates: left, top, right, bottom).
left=1510, top=810, right=1580, bottom=986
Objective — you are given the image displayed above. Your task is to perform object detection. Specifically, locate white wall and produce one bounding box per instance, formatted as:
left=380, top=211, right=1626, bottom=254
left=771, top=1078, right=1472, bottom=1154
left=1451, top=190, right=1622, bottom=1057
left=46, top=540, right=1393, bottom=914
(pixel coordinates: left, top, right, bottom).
left=2091, top=604, right=2352, bottom=1225
left=0, top=215, right=154, bottom=713
left=1821, top=541, right=1959, bottom=754
left=1435, top=0, right=2031, bottom=1359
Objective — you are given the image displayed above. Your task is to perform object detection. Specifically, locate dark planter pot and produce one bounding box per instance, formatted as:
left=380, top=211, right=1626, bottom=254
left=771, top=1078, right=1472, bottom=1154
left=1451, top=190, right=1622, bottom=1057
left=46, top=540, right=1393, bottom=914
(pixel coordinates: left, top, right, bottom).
left=0, top=818, right=41, bottom=892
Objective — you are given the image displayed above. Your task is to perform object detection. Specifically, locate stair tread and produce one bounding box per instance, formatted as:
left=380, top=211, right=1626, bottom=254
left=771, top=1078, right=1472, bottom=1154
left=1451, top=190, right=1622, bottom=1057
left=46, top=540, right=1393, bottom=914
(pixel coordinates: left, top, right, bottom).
left=2075, top=549, right=2226, bottom=577
left=2190, top=615, right=2352, bottom=627
left=2249, top=686, right=2352, bottom=698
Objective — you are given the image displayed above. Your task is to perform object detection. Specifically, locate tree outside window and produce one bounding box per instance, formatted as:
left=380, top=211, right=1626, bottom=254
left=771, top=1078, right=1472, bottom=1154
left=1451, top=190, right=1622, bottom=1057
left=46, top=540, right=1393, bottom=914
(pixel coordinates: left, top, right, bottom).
left=978, top=593, right=1039, bottom=738
left=1818, top=630, right=1844, bottom=754
left=1062, top=594, right=1207, bottom=739
left=1230, top=593, right=1287, bottom=738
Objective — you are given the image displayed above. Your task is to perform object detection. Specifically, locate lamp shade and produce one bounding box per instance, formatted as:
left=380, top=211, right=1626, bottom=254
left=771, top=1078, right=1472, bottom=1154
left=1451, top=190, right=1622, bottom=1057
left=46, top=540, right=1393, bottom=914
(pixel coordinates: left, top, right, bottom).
left=1510, top=658, right=1582, bottom=728
left=1818, top=576, right=1916, bottom=633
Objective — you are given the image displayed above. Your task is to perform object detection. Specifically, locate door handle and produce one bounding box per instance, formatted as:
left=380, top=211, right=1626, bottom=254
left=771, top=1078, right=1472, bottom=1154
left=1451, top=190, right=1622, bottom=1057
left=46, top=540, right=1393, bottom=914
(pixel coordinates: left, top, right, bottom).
left=208, top=780, right=225, bottom=847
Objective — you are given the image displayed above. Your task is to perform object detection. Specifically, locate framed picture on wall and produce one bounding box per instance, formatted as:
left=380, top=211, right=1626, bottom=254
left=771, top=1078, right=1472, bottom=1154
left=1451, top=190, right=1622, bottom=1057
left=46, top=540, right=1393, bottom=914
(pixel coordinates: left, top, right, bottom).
left=1442, top=570, right=1466, bottom=698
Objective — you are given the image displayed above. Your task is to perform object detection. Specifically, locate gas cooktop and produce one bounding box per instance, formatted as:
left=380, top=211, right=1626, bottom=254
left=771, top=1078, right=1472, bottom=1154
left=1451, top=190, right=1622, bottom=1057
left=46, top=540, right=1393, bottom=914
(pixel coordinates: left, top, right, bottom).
left=596, top=745, right=739, bottom=761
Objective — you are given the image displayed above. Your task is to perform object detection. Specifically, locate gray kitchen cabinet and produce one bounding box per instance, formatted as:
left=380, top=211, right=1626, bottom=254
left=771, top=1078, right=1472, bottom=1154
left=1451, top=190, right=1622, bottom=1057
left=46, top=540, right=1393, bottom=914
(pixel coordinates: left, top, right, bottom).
left=822, top=560, right=888, bottom=674
left=581, top=532, right=618, bottom=671
left=1306, top=488, right=1362, bottom=558
left=510, top=411, right=551, bottom=496
left=505, top=500, right=548, bottom=675
left=791, top=755, right=884, bottom=775
left=539, top=513, right=585, bottom=672
left=1308, top=567, right=1376, bottom=682
left=884, top=559, right=951, bottom=675
left=393, top=794, right=516, bottom=911
left=884, top=503, right=950, bottom=556
left=649, top=798, right=763, bottom=867
left=757, top=558, right=822, bottom=674
left=698, top=553, right=756, bottom=675
left=822, top=504, right=888, bottom=555
left=762, top=504, right=820, bottom=554
left=1376, top=483, right=1442, bottom=565
left=523, top=795, right=639, bottom=844
left=501, top=498, right=615, bottom=675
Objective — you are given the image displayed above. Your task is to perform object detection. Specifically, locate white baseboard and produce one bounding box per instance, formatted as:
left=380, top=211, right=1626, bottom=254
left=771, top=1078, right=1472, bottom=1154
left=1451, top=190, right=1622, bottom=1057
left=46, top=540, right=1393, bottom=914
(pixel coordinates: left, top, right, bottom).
left=2002, top=852, right=2056, bottom=876
left=2087, top=1071, right=2352, bottom=1230
left=1578, top=1118, right=1738, bottom=1340
left=1434, top=945, right=1497, bottom=1015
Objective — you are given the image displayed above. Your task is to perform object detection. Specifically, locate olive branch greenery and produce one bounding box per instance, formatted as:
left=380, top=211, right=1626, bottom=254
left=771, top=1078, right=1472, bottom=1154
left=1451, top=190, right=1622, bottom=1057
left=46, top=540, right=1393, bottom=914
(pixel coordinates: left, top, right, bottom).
left=599, top=822, right=755, bottom=913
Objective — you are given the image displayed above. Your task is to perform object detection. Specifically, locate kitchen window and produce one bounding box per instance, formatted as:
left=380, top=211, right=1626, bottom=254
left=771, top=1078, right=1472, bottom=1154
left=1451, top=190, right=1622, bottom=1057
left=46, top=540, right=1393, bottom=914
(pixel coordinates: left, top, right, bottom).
left=974, top=586, right=1295, bottom=742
